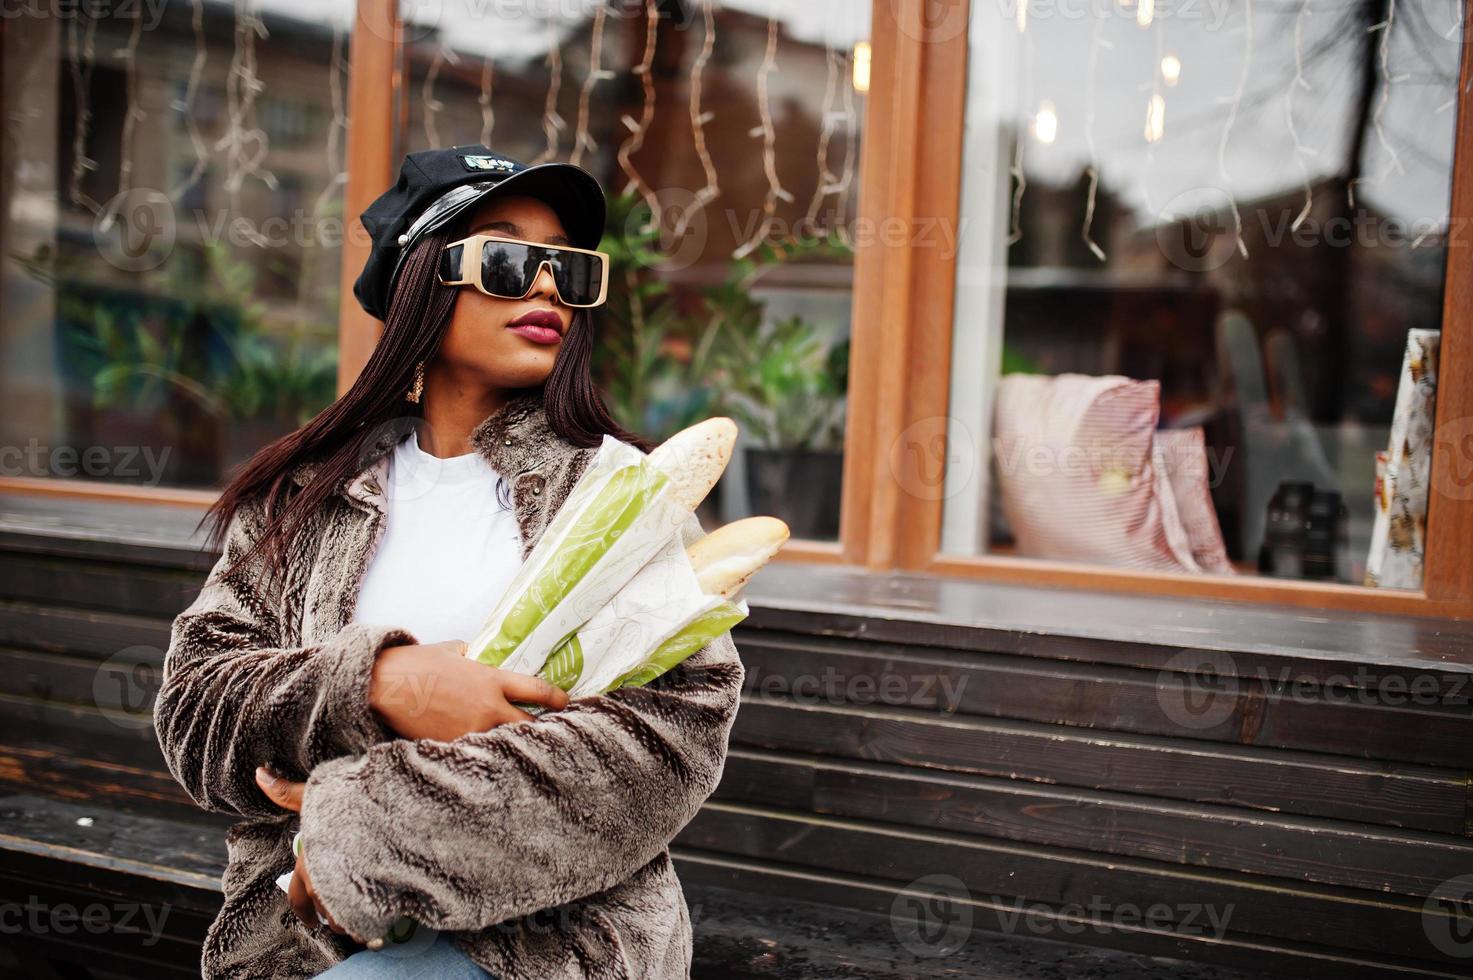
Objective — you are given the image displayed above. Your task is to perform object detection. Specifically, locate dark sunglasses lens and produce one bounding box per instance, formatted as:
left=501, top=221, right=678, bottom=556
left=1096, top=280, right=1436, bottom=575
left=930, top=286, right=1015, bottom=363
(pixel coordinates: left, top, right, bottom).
left=478, top=240, right=533, bottom=298
left=476, top=240, right=603, bottom=306
left=545, top=250, right=603, bottom=306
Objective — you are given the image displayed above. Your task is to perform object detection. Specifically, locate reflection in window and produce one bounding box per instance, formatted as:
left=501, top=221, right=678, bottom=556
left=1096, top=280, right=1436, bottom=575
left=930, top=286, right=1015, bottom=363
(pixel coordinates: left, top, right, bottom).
left=943, top=0, right=1460, bottom=589
left=1, top=0, right=351, bottom=488
left=402, top=0, right=868, bottom=540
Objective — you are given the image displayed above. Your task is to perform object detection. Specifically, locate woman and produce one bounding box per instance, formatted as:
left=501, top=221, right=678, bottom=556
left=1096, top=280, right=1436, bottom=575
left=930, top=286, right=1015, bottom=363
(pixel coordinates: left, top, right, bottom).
left=154, top=145, right=745, bottom=979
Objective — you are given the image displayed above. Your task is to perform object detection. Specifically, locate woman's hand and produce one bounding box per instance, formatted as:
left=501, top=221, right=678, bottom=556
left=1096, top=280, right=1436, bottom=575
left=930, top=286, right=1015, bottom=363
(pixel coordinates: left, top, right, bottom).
left=368, top=640, right=570, bottom=742
left=254, top=767, right=365, bottom=943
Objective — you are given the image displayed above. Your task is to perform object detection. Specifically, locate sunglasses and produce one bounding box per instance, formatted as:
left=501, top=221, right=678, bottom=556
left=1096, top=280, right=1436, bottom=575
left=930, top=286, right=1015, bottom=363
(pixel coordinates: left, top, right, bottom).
left=437, top=234, right=610, bottom=308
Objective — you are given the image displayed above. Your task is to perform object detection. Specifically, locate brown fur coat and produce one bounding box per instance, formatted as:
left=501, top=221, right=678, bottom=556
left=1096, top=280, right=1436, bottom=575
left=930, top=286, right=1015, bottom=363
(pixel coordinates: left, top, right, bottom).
left=154, top=391, right=745, bottom=978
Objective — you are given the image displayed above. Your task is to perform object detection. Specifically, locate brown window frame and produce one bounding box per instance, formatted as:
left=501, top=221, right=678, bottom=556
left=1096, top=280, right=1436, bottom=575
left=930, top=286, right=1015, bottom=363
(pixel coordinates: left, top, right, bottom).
left=841, top=0, right=1473, bottom=619
left=3, top=0, right=1469, bottom=618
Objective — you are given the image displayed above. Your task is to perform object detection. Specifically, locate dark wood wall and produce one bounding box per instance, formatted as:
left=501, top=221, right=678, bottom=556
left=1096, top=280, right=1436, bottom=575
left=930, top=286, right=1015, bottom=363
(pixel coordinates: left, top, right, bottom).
left=2, top=500, right=1472, bottom=978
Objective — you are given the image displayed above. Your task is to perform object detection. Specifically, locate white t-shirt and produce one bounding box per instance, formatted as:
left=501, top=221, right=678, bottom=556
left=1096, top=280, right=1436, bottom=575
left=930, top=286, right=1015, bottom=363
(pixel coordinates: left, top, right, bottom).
left=351, top=431, right=524, bottom=644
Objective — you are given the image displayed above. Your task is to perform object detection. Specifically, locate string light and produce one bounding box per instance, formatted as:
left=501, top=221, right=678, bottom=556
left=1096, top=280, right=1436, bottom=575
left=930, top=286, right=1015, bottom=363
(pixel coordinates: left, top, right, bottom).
left=310, top=21, right=348, bottom=221
left=804, top=2, right=841, bottom=234
left=617, top=0, right=662, bottom=231
left=66, top=15, right=100, bottom=214
left=1144, top=93, right=1165, bottom=142
left=835, top=47, right=860, bottom=231
left=851, top=40, right=871, bottom=92
left=1285, top=0, right=1316, bottom=232
left=533, top=21, right=564, bottom=165
left=168, top=0, right=210, bottom=201
left=422, top=45, right=456, bottom=148
left=104, top=1, right=146, bottom=229
left=1033, top=100, right=1058, bottom=144
left=1350, top=0, right=1407, bottom=207
left=734, top=11, right=793, bottom=258
left=1216, top=0, right=1252, bottom=259
left=1140, top=18, right=1165, bottom=216
left=216, top=0, right=277, bottom=247
left=301, top=19, right=349, bottom=306
left=674, top=0, right=720, bottom=237
left=1080, top=15, right=1109, bottom=261
left=569, top=2, right=611, bottom=168
left=478, top=58, right=495, bottom=147
left=1007, top=31, right=1036, bottom=247
left=1136, top=0, right=1154, bottom=28
left=1016, top=0, right=1027, bottom=34
left=1160, top=54, right=1181, bottom=86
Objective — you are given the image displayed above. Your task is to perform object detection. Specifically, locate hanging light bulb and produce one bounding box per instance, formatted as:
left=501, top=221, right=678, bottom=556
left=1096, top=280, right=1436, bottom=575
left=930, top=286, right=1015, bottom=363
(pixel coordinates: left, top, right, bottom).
left=1034, top=100, right=1058, bottom=144
left=1144, top=93, right=1165, bottom=143
left=1161, top=54, right=1182, bottom=87
left=1137, top=0, right=1155, bottom=27
left=852, top=41, right=871, bottom=93
left=1017, top=0, right=1027, bottom=33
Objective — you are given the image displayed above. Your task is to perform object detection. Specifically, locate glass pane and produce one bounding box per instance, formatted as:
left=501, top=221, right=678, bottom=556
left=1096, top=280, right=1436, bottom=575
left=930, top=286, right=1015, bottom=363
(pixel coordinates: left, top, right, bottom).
left=1, top=0, right=352, bottom=489
left=942, top=0, right=1461, bottom=590
left=400, top=0, right=869, bottom=539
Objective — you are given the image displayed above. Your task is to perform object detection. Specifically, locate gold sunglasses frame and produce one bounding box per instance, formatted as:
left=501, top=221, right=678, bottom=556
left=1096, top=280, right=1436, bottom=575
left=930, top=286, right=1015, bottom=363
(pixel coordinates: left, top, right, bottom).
left=437, top=234, right=611, bottom=308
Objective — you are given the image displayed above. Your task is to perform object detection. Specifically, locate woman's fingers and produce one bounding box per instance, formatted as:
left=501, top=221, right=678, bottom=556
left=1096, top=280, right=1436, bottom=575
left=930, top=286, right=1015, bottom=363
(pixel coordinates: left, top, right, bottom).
left=299, top=858, right=364, bottom=943
left=255, top=767, right=306, bottom=812
left=286, top=862, right=320, bottom=930
left=499, top=672, right=570, bottom=711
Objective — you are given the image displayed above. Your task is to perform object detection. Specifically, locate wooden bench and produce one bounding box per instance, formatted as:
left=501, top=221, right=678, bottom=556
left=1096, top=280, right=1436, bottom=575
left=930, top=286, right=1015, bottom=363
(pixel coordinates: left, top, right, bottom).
left=3, top=494, right=1472, bottom=978
left=2, top=794, right=1265, bottom=979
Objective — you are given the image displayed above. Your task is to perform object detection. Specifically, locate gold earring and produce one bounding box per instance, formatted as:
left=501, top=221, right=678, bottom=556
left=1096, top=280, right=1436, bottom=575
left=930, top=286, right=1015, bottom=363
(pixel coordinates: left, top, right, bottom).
left=406, top=362, right=425, bottom=404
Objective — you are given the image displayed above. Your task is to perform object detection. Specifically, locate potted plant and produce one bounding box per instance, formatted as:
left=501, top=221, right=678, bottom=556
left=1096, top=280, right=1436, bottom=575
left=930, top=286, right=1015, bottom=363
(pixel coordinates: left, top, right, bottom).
left=593, top=195, right=852, bottom=536
left=698, top=238, right=850, bottom=539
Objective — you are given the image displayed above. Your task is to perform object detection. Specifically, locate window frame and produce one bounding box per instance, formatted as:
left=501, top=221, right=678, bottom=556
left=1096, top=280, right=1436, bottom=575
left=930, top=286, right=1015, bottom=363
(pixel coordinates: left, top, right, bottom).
left=3, top=0, right=1469, bottom=618
left=837, top=0, right=1473, bottom=618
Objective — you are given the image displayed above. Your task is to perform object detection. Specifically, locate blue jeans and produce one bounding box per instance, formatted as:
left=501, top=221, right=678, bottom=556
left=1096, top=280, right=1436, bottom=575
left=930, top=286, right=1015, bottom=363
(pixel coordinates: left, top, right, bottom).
left=319, top=932, right=494, bottom=979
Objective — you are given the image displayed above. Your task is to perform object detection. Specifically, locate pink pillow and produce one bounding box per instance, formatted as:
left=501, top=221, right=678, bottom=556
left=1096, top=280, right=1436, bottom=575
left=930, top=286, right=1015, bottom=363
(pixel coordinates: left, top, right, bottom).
left=1153, top=427, right=1234, bottom=575
left=992, top=374, right=1199, bottom=572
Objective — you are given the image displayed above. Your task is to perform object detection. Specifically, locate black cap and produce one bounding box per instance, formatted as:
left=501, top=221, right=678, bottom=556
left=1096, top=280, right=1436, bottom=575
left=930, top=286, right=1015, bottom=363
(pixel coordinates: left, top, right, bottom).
left=352, top=145, right=607, bottom=321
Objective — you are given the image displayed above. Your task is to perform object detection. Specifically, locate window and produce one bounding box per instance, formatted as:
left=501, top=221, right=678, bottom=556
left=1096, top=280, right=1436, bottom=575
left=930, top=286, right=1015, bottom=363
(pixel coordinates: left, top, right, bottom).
left=940, top=0, right=1463, bottom=591
left=396, top=0, right=870, bottom=540
left=0, top=0, right=353, bottom=489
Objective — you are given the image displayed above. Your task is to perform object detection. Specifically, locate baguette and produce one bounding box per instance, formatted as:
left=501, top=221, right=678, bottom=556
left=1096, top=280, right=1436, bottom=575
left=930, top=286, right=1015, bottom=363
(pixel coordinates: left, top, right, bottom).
left=647, top=417, right=738, bottom=514
left=687, top=516, right=790, bottom=598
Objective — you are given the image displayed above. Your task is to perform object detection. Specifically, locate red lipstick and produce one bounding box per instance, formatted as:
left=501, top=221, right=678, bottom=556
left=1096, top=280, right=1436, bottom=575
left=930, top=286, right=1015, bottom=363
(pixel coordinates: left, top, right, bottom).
left=506, top=308, right=564, bottom=345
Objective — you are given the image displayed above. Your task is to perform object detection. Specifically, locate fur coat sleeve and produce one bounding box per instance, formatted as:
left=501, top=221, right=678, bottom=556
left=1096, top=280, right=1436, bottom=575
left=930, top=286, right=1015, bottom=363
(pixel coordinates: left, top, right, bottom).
left=153, top=499, right=413, bottom=817
left=296, top=516, right=746, bottom=941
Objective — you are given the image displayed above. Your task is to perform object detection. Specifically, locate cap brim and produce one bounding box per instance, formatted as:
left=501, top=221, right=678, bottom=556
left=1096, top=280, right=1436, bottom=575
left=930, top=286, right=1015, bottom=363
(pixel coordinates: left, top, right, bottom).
left=410, top=162, right=606, bottom=251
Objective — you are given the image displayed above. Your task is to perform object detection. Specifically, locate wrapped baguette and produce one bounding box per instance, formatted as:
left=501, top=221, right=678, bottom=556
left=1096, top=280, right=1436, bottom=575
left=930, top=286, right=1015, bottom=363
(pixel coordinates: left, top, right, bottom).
left=467, top=418, right=736, bottom=675
left=688, top=516, right=790, bottom=598
left=539, top=515, right=789, bottom=697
